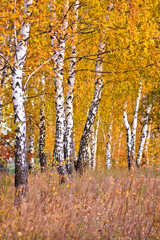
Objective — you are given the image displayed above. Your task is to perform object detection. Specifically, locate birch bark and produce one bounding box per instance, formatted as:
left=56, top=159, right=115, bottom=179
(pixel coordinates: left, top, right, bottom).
left=106, top=122, right=112, bottom=169
left=136, top=104, right=152, bottom=168
left=143, top=125, right=151, bottom=165
left=76, top=39, right=105, bottom=174
left=123, top=82, right=142, bottom=170
left=130, top=82, right=142, bottom=162
left=12, top=0, right=32, bottom=189
left=91, top=118, right=99, bottom=170
left=39, top=76, right=46, bottom=172
left=76, top=4, right=114, bottom=174
left=65, top=0, right=79, bottom=175
left=28, top=121, right=35, bottom=171
left=52, top=0, right=69, bottom=177
left=123, top=106, right=131, bottom=170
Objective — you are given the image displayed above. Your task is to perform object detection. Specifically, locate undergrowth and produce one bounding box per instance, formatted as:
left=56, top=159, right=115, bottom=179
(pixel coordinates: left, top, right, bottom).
left=0, top=168, right=159, bottom=239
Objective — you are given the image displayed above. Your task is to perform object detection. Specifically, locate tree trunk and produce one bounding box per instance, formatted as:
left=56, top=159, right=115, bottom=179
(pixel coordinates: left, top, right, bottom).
left=136, top=104, right=152, bottom=168
left=12, top=0, right=33, bottom=191
left=0, top=58, right=7, bottom=126
left=91, top=118, right=99, bottom=170
left=123, top=83, right=142, bottom=170
left=39, top=76, right=46, bottom=172
left=123, top=106, right=131, bottom=170
left=130, top=82, right=142, bottom=162
left=52, top=0, right=69, bottom=178
left=76, top=39, right=105, bottom=174
left=106, top=122, right=112, bottom=169
left=143, top=125, right=151, bottom=165
left=76, top=4, right=114, bottom=174
left=65, top=0, right=79, bottom=174
left=28, top=121, right=35, bottom=171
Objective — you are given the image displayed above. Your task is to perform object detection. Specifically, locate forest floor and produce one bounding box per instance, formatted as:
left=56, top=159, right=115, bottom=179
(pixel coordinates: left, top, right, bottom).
left=0, top=167, right=160, bottom=239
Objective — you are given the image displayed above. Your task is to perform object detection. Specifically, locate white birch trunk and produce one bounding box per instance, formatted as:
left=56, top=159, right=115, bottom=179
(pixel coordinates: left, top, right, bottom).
left=90, top=127, right=94, bottom=168
left=39, top=76, right=46, bottom=172
left=52, top=0, right=69, bottom=177
left=28, top=122, right=35, bottom=170
left=91, top=118, right=99, bottom=170
left=76, top=5, right=113, bottom=173
left=106, top=122, right=112, bottom=169
left=12, top=0, right=32, bottom=189
left=130, top=82, right=142, bottom=162
left=143, top=125, right=151, bottom=165
left=88, top=139, right=92, bottom=166
left=65, top=0, right=79, bottom=174
left=76, top=39, right=105, bottom=173
left=123, top=106, right=131, bottom=170
left=136, top=104, right=152, bottom=168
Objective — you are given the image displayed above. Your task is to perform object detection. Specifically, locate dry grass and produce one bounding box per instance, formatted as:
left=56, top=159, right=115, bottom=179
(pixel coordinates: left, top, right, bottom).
left=0, top=168, right=160, bottom=239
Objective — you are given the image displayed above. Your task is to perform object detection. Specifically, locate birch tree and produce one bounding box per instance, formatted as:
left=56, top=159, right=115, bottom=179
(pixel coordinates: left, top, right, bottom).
left=39, top=76, right=46, bottom=172
left=136, top=104, right=152, bottom=168
left=123, top=105, right=132, bottom=170
left=123, top=82, right=142, bottom=170
left=106, top=122, right=112, bottom=170
left=75, top=3, right=115, bottom=174
left=65, top=0, right=79, bottom=175
left=28, top=120, right=35, bottom=170
left=76, top=38, right=105, bottom=173
left=130, top=82, right=142, bottom=163
left=143, top=125, right=151, bottom=165
left=51, top=0, right=69, bottom=178
left=90, top=117, right=99, bottom=170
left=12, top=0, right=33, bottom=190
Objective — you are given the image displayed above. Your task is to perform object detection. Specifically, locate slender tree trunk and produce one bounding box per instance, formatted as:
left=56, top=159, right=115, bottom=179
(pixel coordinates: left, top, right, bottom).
left=76, top=4, right=114, bottom=174
left=39, top=76, right=46, bottom=172
left=123, top=105, right=131, bottom=170
left=28, top=121, right=35, bottom=171
left=106, top=122, right=112, bottom=169
left=90, top=127, right=94, bottom=167
left=123, top=83, right=142, bottom=170
left=136, top=104, right=152, bottom=168
left=88, top=139, right=92, bottom=166
left=12, top=0, right=32, bottom=191
left=130, top=82, right=142, bottom=162
left=52, top=0, right=69, bottom=178
left=0, top=58, right=7, bottom=126
left=76, top=39, right=105, bottom=174
left=65, top=0, right=79, bottom=175
left=143, top=125, right=151, bottom=165
left=91, top=117, right=99, bottom=170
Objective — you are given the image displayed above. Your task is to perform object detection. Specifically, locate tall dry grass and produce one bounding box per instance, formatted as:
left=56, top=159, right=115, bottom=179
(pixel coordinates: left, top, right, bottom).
left=0, top=168, right=159, bottom=239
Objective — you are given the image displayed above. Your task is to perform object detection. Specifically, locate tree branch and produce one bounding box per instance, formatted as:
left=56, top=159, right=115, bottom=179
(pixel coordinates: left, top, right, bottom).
left=76, top=61, right=159, bottom=75
left=24, top=56, right=54, bottom=90
left=0, top=54, right=12, bottom=70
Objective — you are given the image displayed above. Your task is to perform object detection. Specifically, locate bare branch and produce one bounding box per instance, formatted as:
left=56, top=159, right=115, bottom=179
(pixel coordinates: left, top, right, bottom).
left=65, top=36, right=160, bottom=61
left=0, top=54, right=12, bottom=70
left=76, top=61, right=159, bottom=75
left=24, top=56, right=54, bottom=90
